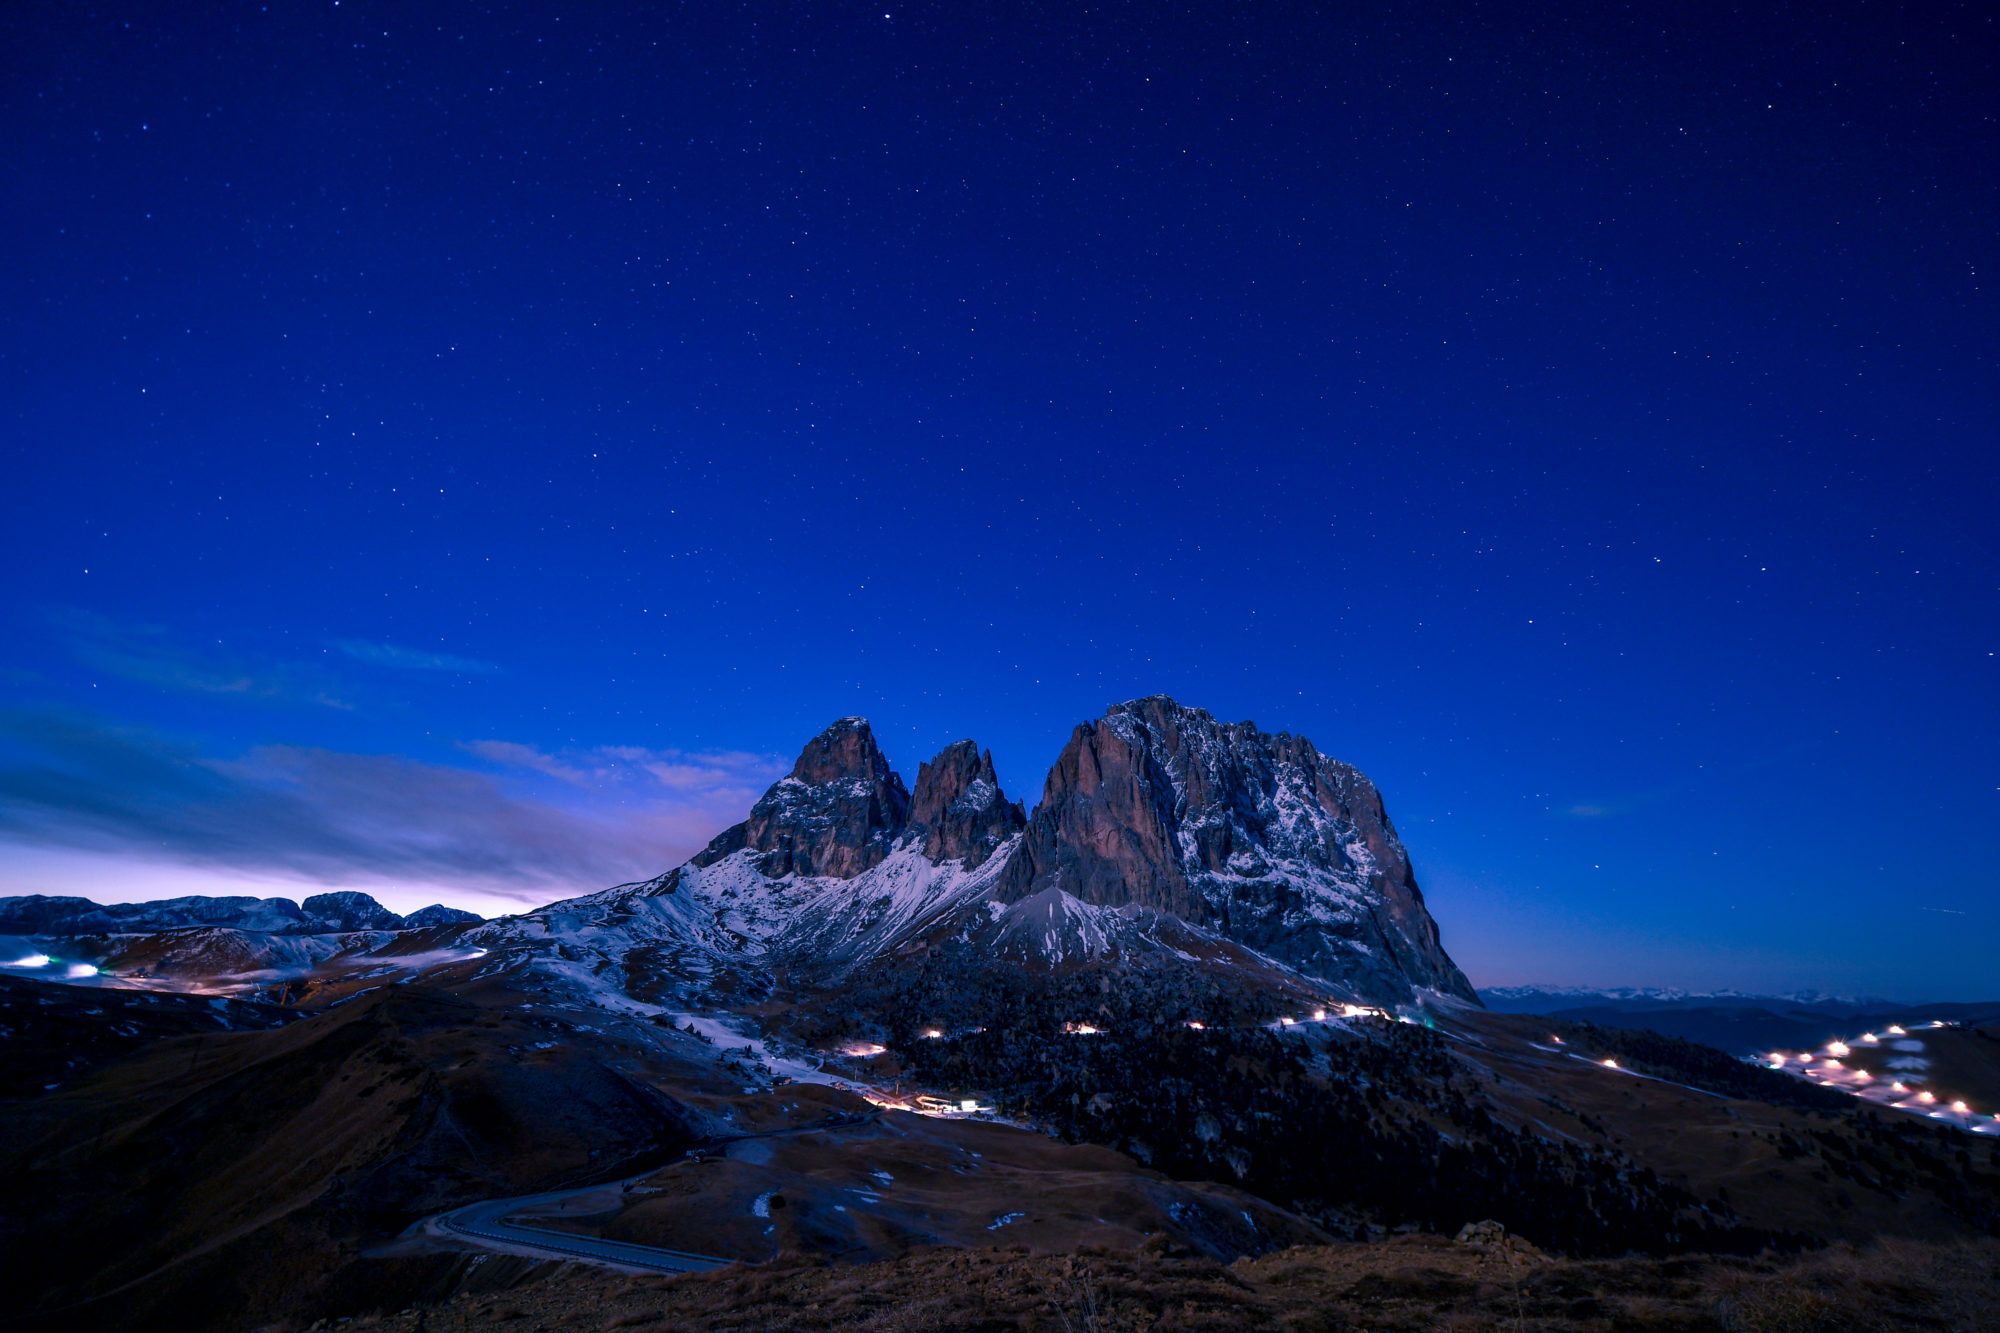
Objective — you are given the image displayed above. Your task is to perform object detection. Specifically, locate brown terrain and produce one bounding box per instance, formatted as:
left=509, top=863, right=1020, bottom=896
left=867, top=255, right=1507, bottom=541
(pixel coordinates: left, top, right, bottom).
left=1448, top=1008, right=2000, bottom=1246
left=8, top=959, right=1996, bottom=1332
left=0, top=967, right=1320, bottom=1332
left=253, top=1232, right=2000, bottom=1331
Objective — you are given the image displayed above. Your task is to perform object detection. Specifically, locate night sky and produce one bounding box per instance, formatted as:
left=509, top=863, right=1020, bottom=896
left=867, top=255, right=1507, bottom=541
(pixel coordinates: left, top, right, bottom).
left=3, top=3, right=1994, bottom=999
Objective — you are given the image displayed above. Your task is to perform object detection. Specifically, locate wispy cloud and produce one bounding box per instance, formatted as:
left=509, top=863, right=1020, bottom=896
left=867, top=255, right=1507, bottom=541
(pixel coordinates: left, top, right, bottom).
left=58, top=610, right=352, bottom=709
left=0, top=709, right=785, bottom=902
left=336, top=639, right=500, bottom=674
left=459, top=739, right=784, bottom=800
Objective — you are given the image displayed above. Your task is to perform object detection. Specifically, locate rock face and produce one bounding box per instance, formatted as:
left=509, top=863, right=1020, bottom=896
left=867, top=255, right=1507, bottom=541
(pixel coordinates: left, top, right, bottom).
left=1000, top=696, right=1477, bottom=1004
left=905, top=740, right=1027, bottom=869
left=302, top=892, right=406, bottom=933
left=697, top=717, right=913, bottom=879
left=564, top=701, right=1472, bottom=1006
left=694, top=722, right=1025, bottom=880
left=404, top=904, right=485, bottom=928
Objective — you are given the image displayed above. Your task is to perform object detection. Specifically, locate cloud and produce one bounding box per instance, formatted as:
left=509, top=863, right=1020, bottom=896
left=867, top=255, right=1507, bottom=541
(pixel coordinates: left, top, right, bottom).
left=459, top=739, right=591, bottom=786
left=0, top=709, right=785, bottom=902
left=336, top=639, right=501, bottom=674
left=461, top=739, right=785, bottom=800
left=58, top=610, right=352, bottom=709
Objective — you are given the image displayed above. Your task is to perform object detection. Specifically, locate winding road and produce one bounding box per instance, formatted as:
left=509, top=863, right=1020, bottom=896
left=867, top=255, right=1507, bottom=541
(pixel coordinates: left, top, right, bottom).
left=419, top=1109, right=878, bottom=1274
left=430, top=1188, right=728, bottom=1274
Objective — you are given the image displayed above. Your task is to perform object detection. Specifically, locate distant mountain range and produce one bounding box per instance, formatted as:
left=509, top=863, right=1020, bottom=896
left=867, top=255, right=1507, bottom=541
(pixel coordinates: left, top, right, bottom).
left=1479, top=986, right=2000, bottom=1057
left=1479, top=987, right=1903, bottom=1016
left=0, top=889, right=481, bottom=936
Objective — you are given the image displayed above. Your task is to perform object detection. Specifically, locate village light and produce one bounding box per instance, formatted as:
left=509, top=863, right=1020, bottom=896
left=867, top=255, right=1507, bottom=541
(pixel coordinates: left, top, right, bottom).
left=1918, top=1091, right=1936, bottom=1104
left=1952, top=1101, right=1970, bottom=1113
left=1186, top=1021, right=1205, bottom=1030
left=922, top=1029, right=943, bottom=1039
left=1826, top=1041, right=1849, bottom=1058
left=1602, top=1058, right=1619, bottom=1069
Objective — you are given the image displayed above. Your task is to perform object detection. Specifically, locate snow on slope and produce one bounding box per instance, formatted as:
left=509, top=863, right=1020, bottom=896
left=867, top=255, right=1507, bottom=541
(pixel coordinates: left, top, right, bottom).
left=468, top=834, right=1025, bottom=1001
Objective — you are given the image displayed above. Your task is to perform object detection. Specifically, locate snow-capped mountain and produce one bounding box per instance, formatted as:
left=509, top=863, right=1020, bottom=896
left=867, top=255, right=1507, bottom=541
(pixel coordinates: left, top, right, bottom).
left=1, top=700, right=1476, bottom=1010
left=473, top=700, right=1475, bottom=1009
left=997, top=697, right=1476, bottom=1004
left=0, top=890, right=480, bottom=936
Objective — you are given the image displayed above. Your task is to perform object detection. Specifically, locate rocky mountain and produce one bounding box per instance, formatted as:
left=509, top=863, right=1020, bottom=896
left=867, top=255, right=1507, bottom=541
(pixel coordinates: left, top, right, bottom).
left=475, top=720, right=1027, bottom=1002
left=0, top=893, right=317, bottom=936
left=690, top=716, right=913, bottom=878
left=1, top=699, right=1468, bottom=1013
left=466, top=698, right=1472, bottom=1011
left=0, top=891, right=483, bottom=938
left=997, top=697, right=1475, bottom=1003
left=905, top=737, right=1027, bottom=869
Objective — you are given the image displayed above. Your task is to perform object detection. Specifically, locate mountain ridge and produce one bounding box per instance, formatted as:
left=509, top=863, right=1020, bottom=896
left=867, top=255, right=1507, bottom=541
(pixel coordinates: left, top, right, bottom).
left=473, top=696, right=1476, bottom=1010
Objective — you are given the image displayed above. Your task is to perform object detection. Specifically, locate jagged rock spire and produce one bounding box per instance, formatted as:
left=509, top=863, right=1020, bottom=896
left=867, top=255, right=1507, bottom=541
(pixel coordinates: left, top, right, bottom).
left=694, top=717, right=911, bottom=879
left=907, top=739, right=1026, bottom=869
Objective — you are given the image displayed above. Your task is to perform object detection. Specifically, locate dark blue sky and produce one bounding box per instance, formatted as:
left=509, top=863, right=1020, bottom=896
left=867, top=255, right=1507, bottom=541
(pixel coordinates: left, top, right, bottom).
left=3, top=2, right=1995, bottom=998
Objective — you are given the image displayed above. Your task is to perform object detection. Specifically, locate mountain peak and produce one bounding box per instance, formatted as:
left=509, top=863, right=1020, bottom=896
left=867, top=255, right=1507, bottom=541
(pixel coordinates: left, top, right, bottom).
left=692, top=716, right=913, bottom=879
left=1003, top=698, right=1476, bottom=1004
left=789, top=716, right=893, bottom=786
left=907, top=739, right=1026, bottom=869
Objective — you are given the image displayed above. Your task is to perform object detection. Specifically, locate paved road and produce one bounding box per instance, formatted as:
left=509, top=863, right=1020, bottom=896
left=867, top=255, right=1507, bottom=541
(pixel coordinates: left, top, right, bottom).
left=422, top=1110, right=877, bottom=1274
left=432, top=1189, right=728, bottom=1274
